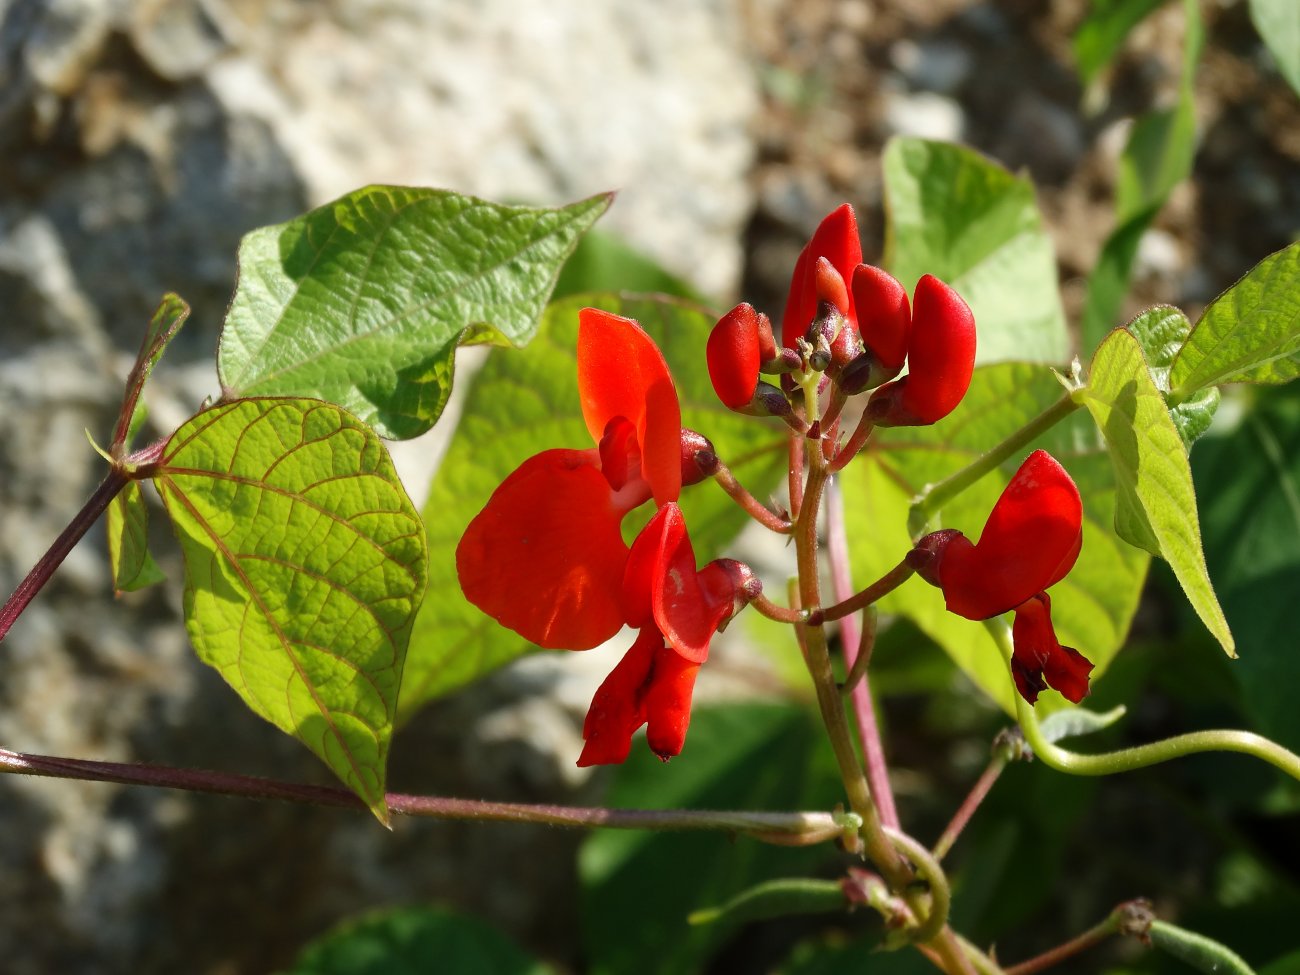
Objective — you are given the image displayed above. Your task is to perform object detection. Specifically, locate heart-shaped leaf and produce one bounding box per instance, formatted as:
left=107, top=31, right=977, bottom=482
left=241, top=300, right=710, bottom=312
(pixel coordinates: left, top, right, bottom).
left=152, top=398, right=427, bottom=821
left=882, top=137, right=1068, bottom=365
left=218, top=187, right=611, bottom=440
left=1084, top=327, right=1233, bottom=655
left=1170, top=241, right=1300, bottom=397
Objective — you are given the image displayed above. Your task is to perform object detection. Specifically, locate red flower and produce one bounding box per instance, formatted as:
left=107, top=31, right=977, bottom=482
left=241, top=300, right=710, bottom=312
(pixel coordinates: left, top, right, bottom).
left=457, top=308, right=746, bottom=764
left=457, top=308, right=682, bottom=650
left=781, top=204, right=862, bottom=349
left=910, top=450, right=1092, bottom=704
left=579, top=504, right=745, bottom=766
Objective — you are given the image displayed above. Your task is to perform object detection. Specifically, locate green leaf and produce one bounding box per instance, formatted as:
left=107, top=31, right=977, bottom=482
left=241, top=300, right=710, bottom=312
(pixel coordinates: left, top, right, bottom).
left=1072, top=0, right=1167, bottom=86
left=841, top=363, right=1148, bottom=714
left=553, top=229, right=700, bottom=302
left=1080, top=0, right=1200, bottom=354
left=153, top=398, right=427, bottom=820
left=1125, top=305, right=1220, bottom=447
left=1170, top=241, right=1300, bottom=397
left=1083, top=327, right=1233, bottom=654
left=1250, top=0, right=1300, bottom=99
left=1148, top=920, right=1257, bottom=975
left=1197, top=386, right=1300, bottom=752
left=113, top=292, right=190, bottom=452
left=882, top=138, right=1068, bottom=365
left=282, top=905, right=551, bottom=975
left=217, top=187, right=611, bottom=440
left=398, top=293, right=786, bottom=719
left=105, top=480, right=165, bottom=594
left=579, top=703, right=842, bottom=975
left=1037, top=704, right=1127, bottom=744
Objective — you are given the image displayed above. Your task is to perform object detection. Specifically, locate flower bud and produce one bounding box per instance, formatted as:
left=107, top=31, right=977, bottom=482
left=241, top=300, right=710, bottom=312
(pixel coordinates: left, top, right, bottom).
left=864, top=275, right=975, bottom=427
left=781, top=204, right=863, bottom=348
left=707, top=303, right=763, bottom=410
left=679, top=428, right=715, bottom=487
left=851, top=264, right=910, bottom=378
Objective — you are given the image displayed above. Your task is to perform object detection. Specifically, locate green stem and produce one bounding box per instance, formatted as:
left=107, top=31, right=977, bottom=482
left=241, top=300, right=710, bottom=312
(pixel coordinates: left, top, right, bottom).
left=911, top=393, right=1082, bottom=529
left=985, top=618, right=1300, bottom=782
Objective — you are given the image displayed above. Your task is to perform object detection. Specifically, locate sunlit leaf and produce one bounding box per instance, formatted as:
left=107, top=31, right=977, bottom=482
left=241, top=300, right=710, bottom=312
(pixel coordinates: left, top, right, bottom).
left=1250, top=0, right=1300, bottom=99
left=841, top=363, right=1147, bottom=714
left=1084, top=328, right=1233, bottom=654
left=106, top=480, right=164, bottom=594
left=398, top=293, right=785, bottom=718
left=153, top=398, right=427, bottom=820
left=1125, top=305, right=1220, bottom=447
left=218, top=187, right=610, bottom=440
left=882, top=137, right=1068, bottom=365
left=1170, top=241, right=1300, bottom=397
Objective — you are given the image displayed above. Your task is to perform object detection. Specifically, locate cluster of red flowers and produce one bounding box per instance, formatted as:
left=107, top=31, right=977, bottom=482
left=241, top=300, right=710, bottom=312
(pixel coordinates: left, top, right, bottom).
left=458, top=204, right=1093, bottom=767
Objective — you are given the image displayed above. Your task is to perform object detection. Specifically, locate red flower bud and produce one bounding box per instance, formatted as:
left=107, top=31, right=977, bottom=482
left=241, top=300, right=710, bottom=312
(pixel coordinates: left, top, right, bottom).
left=814, top=256, right=850, bottom=317
left=851, top=264, right=910, bottom=376
left=781, top=205, right=862, bottom=348
left=707, top=303, right=763, bottom=410
left=866, top=275, right=976, bottom=427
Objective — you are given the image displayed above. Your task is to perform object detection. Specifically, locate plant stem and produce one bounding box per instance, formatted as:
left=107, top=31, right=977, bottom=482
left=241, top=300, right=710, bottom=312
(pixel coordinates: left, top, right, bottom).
left=825, top=477, right=899, bottom=830
left=828, top=410, right=875, bottom=473
left=811, top=558, right=914, bottom=625
left=985, top=618, right=1300, bottom=782
left=932, top=755, right=1008, bottom=862
left=1002, top=901, right=1151, bottom=975
left=911, top=393, right=1082, bottom=528
left=706, top=457, right=791, bottom=533
left=747, top=592, right=808, bottom=625
left=0, top=466, right=131, bottom=643
left=0, top=746, right=848, bottom=844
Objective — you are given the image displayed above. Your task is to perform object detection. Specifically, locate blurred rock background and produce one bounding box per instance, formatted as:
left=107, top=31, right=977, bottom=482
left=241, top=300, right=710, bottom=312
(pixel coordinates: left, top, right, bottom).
left=0, top=0, right=1295, bottom=972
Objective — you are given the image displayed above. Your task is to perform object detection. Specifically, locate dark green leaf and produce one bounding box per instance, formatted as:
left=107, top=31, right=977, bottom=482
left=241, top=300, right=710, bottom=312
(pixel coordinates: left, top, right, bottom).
left=841, top=363, right=1147, bottom=714
left=882, top=138, right=1068, bottom=365
left=106, top=480, right=164, bottom=594
left=1170, top=241, right=1300, bottom=397
left=1084, top=328, right=1233, bottom=654
left=1197, top=386, right=1300, bottom=752
left=579, top=703, right=842, bottom=975
left=282, top=905, right=551, bottom=975
left=153, top=398, right=428, bottom=820
left=218, top=187, right=611, bottom=440
left=398, top=293, right=785, bottom=718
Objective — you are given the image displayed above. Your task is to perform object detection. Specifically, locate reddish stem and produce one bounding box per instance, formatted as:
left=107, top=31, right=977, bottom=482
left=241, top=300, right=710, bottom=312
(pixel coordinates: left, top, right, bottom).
left=825, top=478, right=899, bottom=830
left=931, top=756, right=1008, bottom=862
left=0, top=746, right=842, bottom=843
left=0, top=466, right=130, bottom=643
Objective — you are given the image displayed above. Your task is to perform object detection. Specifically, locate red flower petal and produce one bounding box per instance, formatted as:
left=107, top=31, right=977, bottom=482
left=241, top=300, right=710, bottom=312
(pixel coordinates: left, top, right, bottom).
left=940, top=450, right=1083, bottom=620
left=781, top=205, right=863, bottom=348
left=851, top=264, right=910, bottom=374
left=578, top=627, right=658, bottom=767
left=578, top=308, right=682, bottom=507
left=644, top=644, right=701, bottom=761
left=457, top=448, right=629, bottom=650
left=625, top=504, right=735, bottom=663
left=1010, top=593, right=1093, bottom=704
left=707, top=303, right=762, bottom=410
left=898, top=274, right=976, bottom=424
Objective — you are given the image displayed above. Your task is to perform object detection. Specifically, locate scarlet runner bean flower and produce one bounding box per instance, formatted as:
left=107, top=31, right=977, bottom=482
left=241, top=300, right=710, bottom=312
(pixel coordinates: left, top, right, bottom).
left=909, top=450, right=1093, bottom=704
left=457, top=307, right=746, bottom=764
